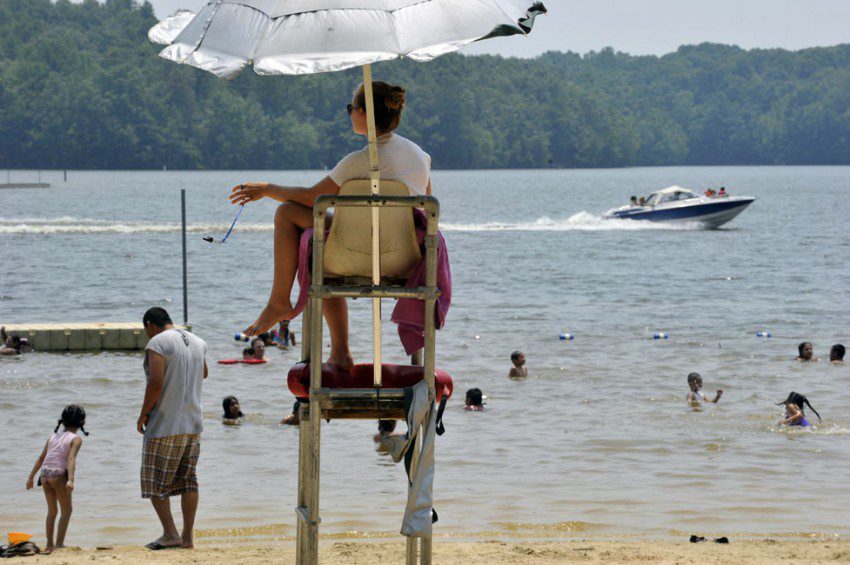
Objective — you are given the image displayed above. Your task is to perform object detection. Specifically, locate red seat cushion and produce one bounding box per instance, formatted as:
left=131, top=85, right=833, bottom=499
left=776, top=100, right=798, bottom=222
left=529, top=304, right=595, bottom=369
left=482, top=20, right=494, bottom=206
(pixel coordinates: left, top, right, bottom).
left=287, top=363, right=453, bottom=402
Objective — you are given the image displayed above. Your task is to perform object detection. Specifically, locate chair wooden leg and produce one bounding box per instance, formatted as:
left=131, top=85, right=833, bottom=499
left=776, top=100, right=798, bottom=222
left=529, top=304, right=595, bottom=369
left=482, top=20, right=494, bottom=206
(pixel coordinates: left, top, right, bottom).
left=406, top=537, right=419, bottom=565
left=296, top=402, right=310, bottom=562
left=304, top=403, right=321, bottom=563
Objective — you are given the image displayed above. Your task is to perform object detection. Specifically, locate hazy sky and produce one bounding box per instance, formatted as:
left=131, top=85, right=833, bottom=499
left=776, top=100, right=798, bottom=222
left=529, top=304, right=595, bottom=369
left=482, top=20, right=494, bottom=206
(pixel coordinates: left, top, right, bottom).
left=143, top=0, right=850, bottom=57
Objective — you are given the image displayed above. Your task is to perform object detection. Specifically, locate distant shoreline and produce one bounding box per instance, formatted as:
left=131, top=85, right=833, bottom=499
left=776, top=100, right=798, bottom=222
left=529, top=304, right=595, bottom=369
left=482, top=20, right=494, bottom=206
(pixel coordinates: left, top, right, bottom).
left=3, top=164, right=850, bottom=174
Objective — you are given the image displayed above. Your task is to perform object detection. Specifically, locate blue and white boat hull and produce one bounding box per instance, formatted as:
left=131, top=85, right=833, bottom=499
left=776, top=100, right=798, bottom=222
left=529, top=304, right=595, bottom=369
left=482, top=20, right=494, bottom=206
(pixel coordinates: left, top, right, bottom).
left=604, top=197, right=755, bottom=228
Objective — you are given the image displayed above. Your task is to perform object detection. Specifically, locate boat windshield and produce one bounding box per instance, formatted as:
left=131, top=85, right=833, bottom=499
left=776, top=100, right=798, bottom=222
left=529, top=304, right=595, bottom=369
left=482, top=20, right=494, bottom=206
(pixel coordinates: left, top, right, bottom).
left=648, top=190, right=700, bottom=205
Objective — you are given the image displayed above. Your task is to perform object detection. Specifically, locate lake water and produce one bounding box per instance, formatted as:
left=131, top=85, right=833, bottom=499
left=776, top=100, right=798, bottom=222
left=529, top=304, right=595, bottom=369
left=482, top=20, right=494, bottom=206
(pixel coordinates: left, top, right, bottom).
left=1, top=166, right=849, bottom=546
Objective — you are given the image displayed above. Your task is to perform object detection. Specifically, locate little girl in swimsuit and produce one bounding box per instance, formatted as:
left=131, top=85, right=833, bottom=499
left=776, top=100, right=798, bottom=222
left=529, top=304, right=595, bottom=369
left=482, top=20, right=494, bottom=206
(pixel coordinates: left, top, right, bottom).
left=778, top=392, right=821, bottom=427
left=26, top=405, right=88, bottom=554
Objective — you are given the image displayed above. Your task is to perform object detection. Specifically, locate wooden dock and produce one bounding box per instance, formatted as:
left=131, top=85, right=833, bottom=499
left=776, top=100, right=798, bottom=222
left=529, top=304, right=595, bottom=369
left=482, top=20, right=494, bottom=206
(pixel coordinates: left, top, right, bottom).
left=2, top=323, right=192, bottom=351
left=0, top=183, right=51, bottom=189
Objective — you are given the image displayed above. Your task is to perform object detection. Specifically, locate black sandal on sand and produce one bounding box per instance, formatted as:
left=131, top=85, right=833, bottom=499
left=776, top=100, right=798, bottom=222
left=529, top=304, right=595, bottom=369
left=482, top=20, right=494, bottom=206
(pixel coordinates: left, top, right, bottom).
left=714, top=537, right=730, bottom=544
left=689, top=535, right=706, bottom=543
left=145, top=541, right=181, bottom=550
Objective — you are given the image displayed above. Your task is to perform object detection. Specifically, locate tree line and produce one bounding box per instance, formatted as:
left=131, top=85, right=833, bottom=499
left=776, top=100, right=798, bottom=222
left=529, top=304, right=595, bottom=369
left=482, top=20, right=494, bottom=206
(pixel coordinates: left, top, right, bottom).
left=1, top=0, right=848, bottom=170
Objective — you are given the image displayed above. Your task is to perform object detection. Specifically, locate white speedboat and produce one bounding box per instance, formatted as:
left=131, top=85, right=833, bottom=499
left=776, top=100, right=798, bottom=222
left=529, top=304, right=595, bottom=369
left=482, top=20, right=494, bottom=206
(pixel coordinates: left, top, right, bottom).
left=603, top=186, right=755, bottom=228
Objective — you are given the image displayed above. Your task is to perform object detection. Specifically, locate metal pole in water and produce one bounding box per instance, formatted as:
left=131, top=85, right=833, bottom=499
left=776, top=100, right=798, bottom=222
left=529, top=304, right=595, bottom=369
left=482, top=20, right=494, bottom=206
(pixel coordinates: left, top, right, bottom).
left=64, top=170, right=67, bottom=182
left=181, top=189, right=188, bottom=325
left=38, top=170, right=41, bottom=183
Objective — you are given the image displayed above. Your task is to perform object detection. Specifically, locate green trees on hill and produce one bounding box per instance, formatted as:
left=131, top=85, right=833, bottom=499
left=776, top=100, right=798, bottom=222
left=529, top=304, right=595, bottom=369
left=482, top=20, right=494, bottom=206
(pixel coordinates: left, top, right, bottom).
left=1, top=0, right=848, bottom=169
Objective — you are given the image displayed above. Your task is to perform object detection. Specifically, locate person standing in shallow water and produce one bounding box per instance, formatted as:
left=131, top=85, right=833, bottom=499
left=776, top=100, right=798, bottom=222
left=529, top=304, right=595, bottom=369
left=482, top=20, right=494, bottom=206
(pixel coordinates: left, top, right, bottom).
left=138, top=307, right=208, bottom=550
left=228, top=81, right=431, bottom=370
left=509, top=351, right=527, bottom=379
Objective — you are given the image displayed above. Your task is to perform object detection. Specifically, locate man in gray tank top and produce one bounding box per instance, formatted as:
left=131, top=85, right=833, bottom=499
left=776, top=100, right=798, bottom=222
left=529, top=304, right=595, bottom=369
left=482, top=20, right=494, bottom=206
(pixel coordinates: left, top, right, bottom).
left=137, top=307, right=208, bottom=550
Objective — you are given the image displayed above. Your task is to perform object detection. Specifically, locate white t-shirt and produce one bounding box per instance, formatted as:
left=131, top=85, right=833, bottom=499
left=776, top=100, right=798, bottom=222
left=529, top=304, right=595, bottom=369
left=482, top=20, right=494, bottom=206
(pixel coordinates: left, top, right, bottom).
left=329, top=133, right=431, bottom=196
left=143, top=328, right=207, bottom=439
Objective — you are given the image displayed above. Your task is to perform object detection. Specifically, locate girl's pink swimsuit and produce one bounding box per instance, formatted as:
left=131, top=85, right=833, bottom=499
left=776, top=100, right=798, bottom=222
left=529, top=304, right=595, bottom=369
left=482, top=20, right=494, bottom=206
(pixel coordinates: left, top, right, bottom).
left=40, top=430, right=76, bottom=481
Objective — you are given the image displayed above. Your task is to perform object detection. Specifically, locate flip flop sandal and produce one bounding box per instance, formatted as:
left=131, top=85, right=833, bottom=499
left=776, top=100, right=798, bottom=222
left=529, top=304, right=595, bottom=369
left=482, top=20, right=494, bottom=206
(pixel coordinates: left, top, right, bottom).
left=145, top=541, right=181, bottom=550
left=689, top=535, right=707, bottom=543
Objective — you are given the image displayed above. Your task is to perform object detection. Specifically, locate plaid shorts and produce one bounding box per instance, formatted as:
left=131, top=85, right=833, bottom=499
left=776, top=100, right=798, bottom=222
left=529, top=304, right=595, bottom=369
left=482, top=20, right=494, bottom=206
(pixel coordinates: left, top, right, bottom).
left=141, top=434, right=200, bottom=499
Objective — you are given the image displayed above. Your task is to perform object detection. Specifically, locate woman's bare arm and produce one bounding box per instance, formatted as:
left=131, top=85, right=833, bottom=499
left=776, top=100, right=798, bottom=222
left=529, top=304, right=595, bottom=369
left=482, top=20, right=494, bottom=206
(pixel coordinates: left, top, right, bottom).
left=230, top=176, right=340, bottom=208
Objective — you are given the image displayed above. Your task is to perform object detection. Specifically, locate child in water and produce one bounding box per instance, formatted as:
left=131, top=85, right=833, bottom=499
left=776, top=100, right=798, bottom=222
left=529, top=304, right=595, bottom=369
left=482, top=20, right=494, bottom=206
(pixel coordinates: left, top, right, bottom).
left=687, top=372, right=723, bottom=405
left=509, top=351, right=527, bottom=379
left=464, top=388, right=485, bottom=411
left=26, top=405, right=88, bottom=554
left=222, top=396, right=244, bottom=424
left=778, top=392, right=821, bottom=427
left=373, top=419, right=398, bottom=442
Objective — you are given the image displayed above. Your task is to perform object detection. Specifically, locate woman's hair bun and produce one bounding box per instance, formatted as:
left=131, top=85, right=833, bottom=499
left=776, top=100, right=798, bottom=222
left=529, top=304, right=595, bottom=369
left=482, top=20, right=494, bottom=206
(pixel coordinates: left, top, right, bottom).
left=385, top=86, right=406, bottom=111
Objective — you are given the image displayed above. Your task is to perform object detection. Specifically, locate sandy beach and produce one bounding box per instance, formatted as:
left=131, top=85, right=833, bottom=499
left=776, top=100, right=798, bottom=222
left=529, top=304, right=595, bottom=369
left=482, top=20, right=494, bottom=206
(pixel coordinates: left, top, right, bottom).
left=9, top=538, right=850, bottom=564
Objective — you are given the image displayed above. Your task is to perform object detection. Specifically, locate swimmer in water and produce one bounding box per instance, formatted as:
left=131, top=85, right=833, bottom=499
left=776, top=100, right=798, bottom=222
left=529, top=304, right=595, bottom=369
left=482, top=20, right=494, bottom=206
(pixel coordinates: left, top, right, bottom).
left=686, top=372, right=722, bottom=405
left=777, top=391, right=821, bottom=427
left=464, top=388, right=485, bottom=411
left=250, top=338, right=266, bottom=361
left=242, top=347, right=254, bottom=360
left=373, top=419, right=398, bottom=443
left=830, top=344, right=845, bottom=364
left=796, top=341, right=818, bottom=362
left=222, top=396, right=244, bottom=425
left=509, top=351, right=527, bottom=379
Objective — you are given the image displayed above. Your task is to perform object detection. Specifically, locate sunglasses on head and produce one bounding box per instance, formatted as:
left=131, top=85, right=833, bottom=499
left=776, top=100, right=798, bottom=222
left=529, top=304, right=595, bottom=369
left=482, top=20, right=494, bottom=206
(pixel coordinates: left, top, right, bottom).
left=346, top=103, right=357, bottom=114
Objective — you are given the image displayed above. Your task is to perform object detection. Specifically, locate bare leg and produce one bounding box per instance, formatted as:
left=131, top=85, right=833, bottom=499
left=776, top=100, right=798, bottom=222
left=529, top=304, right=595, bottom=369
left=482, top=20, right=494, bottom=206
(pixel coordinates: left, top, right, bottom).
left=180, top=492, right=199, bottom=549
left=149, top=497, right=182, bottom=548
left=53, top=477, right=73, bottom=548
left=42, top=481, right=58, bottom=553
left=324, top=297, right=354, bottom=370
left=245, top=202, right=314, bottom=335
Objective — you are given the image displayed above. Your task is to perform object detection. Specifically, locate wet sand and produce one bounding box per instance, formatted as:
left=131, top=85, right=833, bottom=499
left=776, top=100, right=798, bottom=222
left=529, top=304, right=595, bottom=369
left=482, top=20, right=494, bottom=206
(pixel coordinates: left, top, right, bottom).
left=11, top=539, right=850, bottom=564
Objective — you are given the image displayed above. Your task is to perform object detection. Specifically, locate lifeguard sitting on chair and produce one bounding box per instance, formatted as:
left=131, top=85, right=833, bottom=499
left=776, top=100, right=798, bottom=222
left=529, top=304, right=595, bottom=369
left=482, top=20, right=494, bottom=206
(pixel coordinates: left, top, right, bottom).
left=229, top=80, right=431, bottom=370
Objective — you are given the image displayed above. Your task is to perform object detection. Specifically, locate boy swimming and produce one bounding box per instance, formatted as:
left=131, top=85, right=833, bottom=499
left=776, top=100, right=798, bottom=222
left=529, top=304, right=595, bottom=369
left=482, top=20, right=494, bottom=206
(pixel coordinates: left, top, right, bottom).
left=687, top=372, right=723, bottom=405
left=509, top=351, right=527, bottom=379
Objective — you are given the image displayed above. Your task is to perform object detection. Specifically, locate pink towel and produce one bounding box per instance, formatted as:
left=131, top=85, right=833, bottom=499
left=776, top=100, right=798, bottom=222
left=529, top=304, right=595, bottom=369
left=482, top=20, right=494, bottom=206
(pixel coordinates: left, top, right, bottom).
left=292, top=209, right=451, bottom=354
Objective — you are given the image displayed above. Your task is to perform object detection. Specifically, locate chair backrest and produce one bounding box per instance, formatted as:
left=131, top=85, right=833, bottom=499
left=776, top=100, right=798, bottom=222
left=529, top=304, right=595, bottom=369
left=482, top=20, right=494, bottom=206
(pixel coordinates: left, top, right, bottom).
left=323, top=180, right=422, bottom=278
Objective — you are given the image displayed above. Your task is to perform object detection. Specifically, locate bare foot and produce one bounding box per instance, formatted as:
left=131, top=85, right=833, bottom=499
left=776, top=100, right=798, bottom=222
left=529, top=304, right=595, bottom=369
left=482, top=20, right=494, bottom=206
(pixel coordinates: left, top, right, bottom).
left=327, top=351, right=354, bottom=372
left=43, top=546, right=55, bottom=555
left=245, top=300, right=294, bottom=336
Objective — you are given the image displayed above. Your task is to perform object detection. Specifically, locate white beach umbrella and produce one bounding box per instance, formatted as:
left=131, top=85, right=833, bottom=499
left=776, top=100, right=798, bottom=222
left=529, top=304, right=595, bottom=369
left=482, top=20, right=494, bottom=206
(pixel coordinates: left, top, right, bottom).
left=149, top=0, right=547, bottom=380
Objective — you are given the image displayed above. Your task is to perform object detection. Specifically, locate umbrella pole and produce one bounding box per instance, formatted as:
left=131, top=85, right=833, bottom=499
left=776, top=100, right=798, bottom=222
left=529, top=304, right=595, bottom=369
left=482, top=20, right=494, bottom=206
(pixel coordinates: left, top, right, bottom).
left=362, top=64, right=382, bottom=387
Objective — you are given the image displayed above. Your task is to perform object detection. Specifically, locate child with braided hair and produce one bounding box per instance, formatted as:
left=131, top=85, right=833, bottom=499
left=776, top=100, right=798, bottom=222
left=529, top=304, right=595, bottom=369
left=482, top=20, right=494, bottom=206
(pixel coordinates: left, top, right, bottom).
left=26, top=405, right=88, bottom=553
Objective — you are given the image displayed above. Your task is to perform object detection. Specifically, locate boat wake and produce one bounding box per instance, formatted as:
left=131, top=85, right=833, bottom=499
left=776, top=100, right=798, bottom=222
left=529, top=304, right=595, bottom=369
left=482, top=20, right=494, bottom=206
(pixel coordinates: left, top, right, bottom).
left=1, top=212, right=704, bottom=235
left=442, top=211, right=703, bottom=232
left=0, top=216, right=274, bottom=235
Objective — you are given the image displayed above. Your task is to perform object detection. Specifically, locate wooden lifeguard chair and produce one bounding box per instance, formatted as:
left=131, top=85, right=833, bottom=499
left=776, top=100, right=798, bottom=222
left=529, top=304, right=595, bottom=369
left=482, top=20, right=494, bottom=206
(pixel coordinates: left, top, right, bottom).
left=291, top=74, right=446, bottom=565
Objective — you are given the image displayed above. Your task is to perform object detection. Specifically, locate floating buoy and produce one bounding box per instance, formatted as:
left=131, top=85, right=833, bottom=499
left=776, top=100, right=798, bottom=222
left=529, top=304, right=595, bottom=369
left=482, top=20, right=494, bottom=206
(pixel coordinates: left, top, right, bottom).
left=653, top=332, right=669, bottom=340
left=756, top=331, right=772, bottom=338
left=559, top=333, right=574, bottom=340
left=234, top=333, right=251, bottom=342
